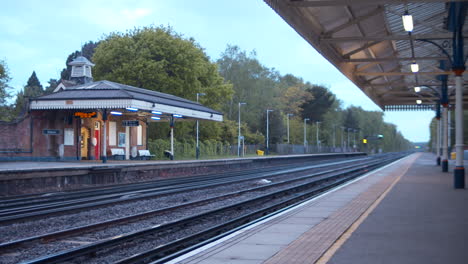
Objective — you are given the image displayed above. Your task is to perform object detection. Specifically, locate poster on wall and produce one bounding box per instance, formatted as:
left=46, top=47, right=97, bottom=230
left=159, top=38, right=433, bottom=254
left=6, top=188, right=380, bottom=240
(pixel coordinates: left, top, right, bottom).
left=118, top=132, right=126, bottom=147
left=64, top=128, right=74, bottom=146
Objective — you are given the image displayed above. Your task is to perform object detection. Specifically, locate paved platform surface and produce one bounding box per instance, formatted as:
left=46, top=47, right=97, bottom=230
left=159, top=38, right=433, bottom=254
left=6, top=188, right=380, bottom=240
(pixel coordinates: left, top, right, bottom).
left=167, top=153, right=468, bottom=264
left=327, top=153, right=468, bottom=264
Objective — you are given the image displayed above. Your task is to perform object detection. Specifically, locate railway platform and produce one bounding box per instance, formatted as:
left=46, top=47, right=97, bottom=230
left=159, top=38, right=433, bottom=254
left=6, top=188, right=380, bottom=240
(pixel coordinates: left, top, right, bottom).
left=168, top=152, right=468, bottom=264
left=0, top=152, right=365, bottom=196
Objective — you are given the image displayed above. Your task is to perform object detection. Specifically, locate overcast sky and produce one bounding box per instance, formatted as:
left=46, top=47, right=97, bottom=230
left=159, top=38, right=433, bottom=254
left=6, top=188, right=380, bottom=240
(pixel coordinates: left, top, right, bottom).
left=1, top=0, right=434, bottom=142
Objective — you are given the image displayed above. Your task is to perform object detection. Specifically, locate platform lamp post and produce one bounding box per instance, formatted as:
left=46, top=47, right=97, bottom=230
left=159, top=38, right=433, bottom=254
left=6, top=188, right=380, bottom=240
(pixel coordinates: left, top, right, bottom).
left=347, top=128, right=351, bottom=151
left=451, top=6, right=465, bottom=188
left=266, top=109, right=273, bottom=155
left=341, top=126, right=345, bottom=152
left=353, top=129, right=357, bottom=151
left=332, top=124, right=336, bottom=150
left=238, top=102, right=246, bottom=157
left=287, top=114, right=293, bottom=144
left=315, top=121, right=321, bottom=152
left=404, top=2, right=465, bottom=188
left=102, top=109, right=107, bottom=163
left=436, top=102, right=442, bottom=166
left=195, top=93, right=206, bottom=159
left=438, top=60, right=450, bottom=172
left=304, top=118, right=310, bottom=153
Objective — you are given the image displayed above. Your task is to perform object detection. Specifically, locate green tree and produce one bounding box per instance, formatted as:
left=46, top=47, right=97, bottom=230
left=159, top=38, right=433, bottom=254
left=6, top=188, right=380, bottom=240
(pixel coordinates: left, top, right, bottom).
left=0, top=60, right=12, bottom=121
left=93, top=26, right=232, bottom=110
left=217, top=45, right=281, bottom=132
left=44, top=79, right=60, bottom=94
left=61, top=41, right=100, bottom=81
left=12, top=71, right=44, bottom=118
left=301, top=84, right=336, bottom=122
left=92, top=26, right=232, bottom=143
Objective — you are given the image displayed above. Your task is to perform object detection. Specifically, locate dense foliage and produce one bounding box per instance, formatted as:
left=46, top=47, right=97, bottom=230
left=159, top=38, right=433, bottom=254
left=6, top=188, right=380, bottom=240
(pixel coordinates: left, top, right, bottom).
left=0, top=60, right=12, bottom=121
left=6, top=25, right=413, bottom=156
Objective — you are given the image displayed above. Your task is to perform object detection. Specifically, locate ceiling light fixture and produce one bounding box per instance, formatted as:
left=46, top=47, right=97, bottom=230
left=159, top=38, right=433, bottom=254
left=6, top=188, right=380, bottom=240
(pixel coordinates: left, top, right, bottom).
left=414, top=86, right=421, bottom=92
left=410, top=62, right=419, bottom=73
left=402, top=11, right=413, bottom=32
left=416, top=99, right=422, bottom=104
left=110, top=111, right=123, bottom=116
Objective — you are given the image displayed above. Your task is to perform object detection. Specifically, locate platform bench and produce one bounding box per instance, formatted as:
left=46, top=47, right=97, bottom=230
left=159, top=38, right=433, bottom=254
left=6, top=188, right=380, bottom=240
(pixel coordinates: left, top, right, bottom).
left=138, top=150, right=155, bottom=160
left=111, top=148, right=125, bottom=160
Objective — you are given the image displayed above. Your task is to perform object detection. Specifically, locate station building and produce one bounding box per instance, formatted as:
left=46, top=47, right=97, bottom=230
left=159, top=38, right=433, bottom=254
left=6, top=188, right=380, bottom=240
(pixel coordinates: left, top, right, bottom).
left=0, top=56, right=222, bottom=161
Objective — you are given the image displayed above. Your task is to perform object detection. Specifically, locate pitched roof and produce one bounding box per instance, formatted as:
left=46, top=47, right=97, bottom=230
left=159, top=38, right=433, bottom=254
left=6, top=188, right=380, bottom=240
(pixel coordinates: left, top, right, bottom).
left=30, top=80, right=223, bottom=121
left=68, top=56, right=95, bottom=66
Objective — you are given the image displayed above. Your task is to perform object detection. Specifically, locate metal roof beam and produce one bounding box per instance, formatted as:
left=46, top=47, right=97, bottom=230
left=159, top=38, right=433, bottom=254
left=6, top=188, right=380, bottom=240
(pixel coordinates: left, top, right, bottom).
left=342, top=40, right=382, bottom=58
left=321, top=34, right=456, bottom=42
left=344, top=56, right=448, bottom=63
left=289, top=0, right=466, bottom=7
left=323, top=7, right=383, bottom=36
left=356, top=71, right=453, bottom=76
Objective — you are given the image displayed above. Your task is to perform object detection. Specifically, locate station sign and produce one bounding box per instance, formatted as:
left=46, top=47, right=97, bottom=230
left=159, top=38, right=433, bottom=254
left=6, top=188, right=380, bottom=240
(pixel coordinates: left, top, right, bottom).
left=43, top=129, right=61, bottom=135
left=122, top=120, right=139, bottom=127
left=74, top=112, right=97, bottom=118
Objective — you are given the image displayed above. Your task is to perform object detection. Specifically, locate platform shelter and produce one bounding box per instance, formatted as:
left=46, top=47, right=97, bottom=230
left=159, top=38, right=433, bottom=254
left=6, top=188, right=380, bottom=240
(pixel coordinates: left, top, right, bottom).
left=0, top=56, right=222, bottom=162
left=264, top=0, right=467, bottom=188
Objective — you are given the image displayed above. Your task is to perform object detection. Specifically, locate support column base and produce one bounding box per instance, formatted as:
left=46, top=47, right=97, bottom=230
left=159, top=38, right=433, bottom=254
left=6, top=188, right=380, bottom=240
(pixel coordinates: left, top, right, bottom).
left=454, top=166, right=465, bottom=189
left=436, top=156, right=441, bottom=166
left=442, top=160, right=448, bottom=172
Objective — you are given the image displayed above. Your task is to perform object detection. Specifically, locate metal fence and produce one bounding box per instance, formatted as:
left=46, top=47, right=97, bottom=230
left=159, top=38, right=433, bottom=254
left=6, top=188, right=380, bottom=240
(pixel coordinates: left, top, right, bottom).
left=227, top=143, right=357, bottom=156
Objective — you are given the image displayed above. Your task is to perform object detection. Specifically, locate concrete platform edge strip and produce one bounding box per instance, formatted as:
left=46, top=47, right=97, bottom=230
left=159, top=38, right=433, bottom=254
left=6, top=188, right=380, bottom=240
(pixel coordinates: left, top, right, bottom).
left=165, top=155, right=412, bottom=264
left=315, top=153, right=419, bottom=264
left=263, top=153, right=420, bottom=264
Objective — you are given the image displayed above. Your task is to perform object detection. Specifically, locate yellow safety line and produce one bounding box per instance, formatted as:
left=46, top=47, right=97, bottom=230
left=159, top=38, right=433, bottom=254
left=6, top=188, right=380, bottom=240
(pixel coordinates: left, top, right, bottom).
left=315, top=153, right=420, bottom=264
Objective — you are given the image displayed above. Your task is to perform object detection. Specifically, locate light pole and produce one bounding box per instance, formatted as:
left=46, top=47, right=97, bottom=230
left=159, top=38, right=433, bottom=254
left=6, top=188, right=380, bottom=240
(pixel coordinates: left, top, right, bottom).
left=287, top=114, right=293, bottom=144
left=304, top=118, right=310, bottom=152
left=315, top=121, right=321, bottom=151
left=332, top=124, right=336, bottom=149
left=347, top=128, right=351, bottom=151
left=266, top=109, right=273, bottom=155
left=196, top=92, right=205, bottom=159
left=341, top=126, right=345, bottom=152
left=238, top=102, right=246, bottom=157
left=353, top=129, right=357, bottom=151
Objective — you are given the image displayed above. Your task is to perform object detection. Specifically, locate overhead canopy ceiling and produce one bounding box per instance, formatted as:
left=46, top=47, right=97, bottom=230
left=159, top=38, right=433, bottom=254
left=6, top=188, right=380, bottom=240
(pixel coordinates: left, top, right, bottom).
left=264, top=0, right=468, bottom=111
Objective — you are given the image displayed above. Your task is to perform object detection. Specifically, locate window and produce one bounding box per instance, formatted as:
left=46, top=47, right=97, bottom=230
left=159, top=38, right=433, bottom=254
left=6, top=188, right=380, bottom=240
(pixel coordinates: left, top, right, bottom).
left=64, top=128, right=74, bottom=146
left=118, top=132, right=126, bottom=147
left=137, top=125, right=143, bottom=145
left=109, top=122, right=116, bottom=146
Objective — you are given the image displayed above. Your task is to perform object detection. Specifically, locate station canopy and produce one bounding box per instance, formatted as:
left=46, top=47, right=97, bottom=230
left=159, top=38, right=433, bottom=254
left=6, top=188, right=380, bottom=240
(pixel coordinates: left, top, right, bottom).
left=264, top=0, right=468, bottom=111
left=29, top=80, right=223, bottom=121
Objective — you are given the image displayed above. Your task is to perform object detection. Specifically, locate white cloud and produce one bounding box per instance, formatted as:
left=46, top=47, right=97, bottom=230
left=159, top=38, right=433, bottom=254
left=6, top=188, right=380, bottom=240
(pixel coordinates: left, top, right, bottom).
left=72, top=1, right=154, bottom=31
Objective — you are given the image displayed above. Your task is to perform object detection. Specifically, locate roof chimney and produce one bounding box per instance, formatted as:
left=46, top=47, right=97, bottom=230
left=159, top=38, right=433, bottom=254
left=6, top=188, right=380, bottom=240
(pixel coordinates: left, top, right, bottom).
left=68, top=56, right=95, bottom=84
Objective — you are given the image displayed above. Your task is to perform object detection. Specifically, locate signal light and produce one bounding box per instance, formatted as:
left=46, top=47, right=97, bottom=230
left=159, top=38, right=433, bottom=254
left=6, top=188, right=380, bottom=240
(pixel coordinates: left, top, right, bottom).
left=363, top=139, right=368, bottom=144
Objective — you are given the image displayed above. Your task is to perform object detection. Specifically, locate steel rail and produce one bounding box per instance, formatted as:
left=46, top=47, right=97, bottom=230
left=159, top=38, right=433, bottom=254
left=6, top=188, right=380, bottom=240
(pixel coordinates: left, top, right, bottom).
left=20, top=154, right=403, bottom=264
left=0, top=158, right=373, bottom=251
left=0, top=156, right=368, bottom=211
left=0, top=157, right=372, bottom=224
left=0, top=156, right=356, bottom=206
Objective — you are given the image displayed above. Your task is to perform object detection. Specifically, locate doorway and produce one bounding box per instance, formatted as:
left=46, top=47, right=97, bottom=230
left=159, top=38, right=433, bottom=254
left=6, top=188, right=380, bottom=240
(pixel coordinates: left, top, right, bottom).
left=80, top=127, right=90, bottom=159
left=94, top=121, right=100, bottom=160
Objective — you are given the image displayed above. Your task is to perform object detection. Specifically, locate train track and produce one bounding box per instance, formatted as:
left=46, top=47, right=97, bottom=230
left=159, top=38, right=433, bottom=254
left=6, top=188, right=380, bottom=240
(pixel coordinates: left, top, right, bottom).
left=0, top=153, right=406, bottom=264
left=0, top=156, right=371, bottom=224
